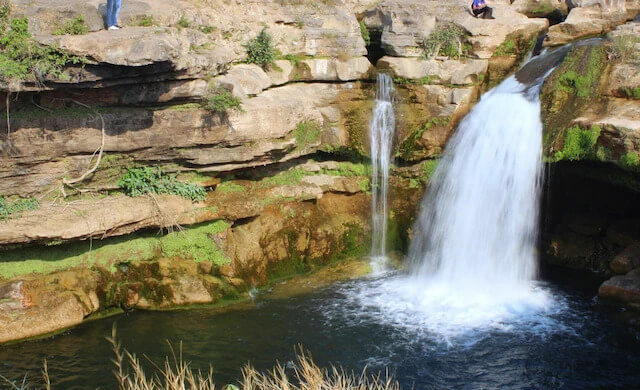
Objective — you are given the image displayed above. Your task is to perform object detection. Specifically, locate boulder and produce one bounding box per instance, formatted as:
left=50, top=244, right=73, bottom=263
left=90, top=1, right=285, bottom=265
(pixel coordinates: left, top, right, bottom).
left=377, top=57, right=488, bottom=85
left=545, top=5, right=629, bottom=46
left=599, top=268, right=640, bottom=308
left=610, top=243, right=640, bottom=274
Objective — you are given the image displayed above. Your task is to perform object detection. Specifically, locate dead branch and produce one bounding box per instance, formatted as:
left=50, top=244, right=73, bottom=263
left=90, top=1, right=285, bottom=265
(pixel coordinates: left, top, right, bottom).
left=61, top=100, right=106, bottom=196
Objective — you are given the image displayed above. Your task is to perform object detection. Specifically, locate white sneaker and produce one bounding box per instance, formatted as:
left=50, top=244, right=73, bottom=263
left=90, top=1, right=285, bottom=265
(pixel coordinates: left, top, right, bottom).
left=108, top=25, right=120, bottom=31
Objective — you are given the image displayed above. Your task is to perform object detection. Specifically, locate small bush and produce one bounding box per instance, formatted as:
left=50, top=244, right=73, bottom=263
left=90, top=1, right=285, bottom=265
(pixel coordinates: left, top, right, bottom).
left=54, top=16, right=88, bottom=35
left=176, top=15, right=191, bottom=28
left=119, top=167, right=206, bottom=202
left=619, top=152, right=640, bottom=170
left=0, top=196, right=39, bottom=220
left=421, top=24, right=467, bottom=59
left=294, top=120, right=322, bottom=149
left=198, top=25, right=213, bottom=33
left=0, top=14, right=85, bottom=82
left=554, top=124, right=601, bottom=161
left=620, top=86, right=640, bottom=99
left=203, top=88, right=243, bottom=113
left=359, top=20, right=370, bottom=46
left=137, top=14, right=154, bottom=27
left=244, top=27, right=277, bottom=69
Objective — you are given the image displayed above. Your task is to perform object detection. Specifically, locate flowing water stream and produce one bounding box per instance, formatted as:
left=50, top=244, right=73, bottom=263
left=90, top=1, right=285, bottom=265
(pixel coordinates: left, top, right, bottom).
left=369, top=73, right=395, bottom=272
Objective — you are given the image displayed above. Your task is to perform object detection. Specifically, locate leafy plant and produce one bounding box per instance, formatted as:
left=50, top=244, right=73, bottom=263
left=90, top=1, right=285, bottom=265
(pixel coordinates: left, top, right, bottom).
left=244, top=27, right=277, bottom=69
left=421, top=24, right=467, bottom=59
left=54, top=15, right=88, bottom=35
left=198, top=25, right=213, bottom=33
left=203, top=88, right=243, bottom=113
left=0, top=196, right=39, bottom=220
left=176, top=15, right=191, bottom=28
left=359, top=20, right=370, bottom=46
left=554, top=125, right=601, bottom=161
left=619, top=152, right=639, bottom=170
left=119, top=167, right=206, bottom=202
left=137, top=14, right=154, bottom=27
left=0, top=13, right=85, bottom=82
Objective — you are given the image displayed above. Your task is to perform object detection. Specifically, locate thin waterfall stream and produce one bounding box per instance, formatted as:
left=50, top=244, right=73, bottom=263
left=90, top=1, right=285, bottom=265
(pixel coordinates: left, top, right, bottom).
left=369, top=73, right=395, bottom=272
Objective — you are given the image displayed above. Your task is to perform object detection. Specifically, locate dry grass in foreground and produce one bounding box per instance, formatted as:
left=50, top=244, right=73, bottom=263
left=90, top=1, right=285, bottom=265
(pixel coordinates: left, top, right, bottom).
left=1, top=327, right=400, bottom=390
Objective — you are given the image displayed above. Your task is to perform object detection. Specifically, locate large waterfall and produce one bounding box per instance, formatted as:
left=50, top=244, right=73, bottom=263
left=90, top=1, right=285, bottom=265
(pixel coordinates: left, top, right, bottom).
left=407, top=75, right=543, bottom=288
left=369, top=74, right=395, bottom=271
left=345, top=70, right=558, bottom=342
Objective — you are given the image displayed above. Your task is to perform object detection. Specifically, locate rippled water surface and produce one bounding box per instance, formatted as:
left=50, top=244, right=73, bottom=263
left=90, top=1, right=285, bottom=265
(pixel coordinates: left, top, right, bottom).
left=1, top=273, right=639, bottom=389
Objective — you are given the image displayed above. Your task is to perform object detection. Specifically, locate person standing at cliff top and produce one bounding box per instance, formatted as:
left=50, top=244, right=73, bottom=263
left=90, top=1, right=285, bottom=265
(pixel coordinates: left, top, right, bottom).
left=471, top=0, right=495, bottom=19
left=106, top=0, right=122, bottom=30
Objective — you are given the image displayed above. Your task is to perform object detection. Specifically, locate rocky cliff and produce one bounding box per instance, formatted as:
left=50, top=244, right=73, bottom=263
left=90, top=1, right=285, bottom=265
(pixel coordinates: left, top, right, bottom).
left=0, top=0, right=637, bottom=343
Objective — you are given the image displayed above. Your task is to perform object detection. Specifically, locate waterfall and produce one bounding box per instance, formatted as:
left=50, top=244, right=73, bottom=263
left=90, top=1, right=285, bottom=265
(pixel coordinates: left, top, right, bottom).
left=369, top=74, right=395, bottom=272
left=408, top=74, right=544, bottom=294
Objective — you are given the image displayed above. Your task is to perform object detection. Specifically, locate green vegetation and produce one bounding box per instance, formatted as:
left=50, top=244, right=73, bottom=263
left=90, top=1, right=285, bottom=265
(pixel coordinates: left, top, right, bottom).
left=54, top=15, right=88, bottom=35
left=0, top=8, right=85, bottom=82
left=294, top=120, right=322, bottom=149
left=421, top=24, right=468, bottom=59
left=620, top=86, right=640, bottom=99
left=244, top=27, right=277, bottom=69
left=259, top=168, right=309, bottom=187
left=279, top=53, right=308, bottom=67
left=258, top=162, right=372, bottom=189
left=0, top=220, right=230, bottom=279
left=137, top=14, right=154, bottom=27
left=494, top=39, right=516, bottom=57
left=215, top=181, right=245, bottom=193
left=203, top=88, right=243, bottom=113
left=421, top=159, right=439, bottom=181
left=331, top=222, right=368, bottom=262
left=531, top=3, right=554, bottom=15
left=619, top=152, right=640, bottom=170
left=397, top=117, right=450, bottom=160
left=393, top=75, right=439, bottom=85
left=359, top=20, right=370, bottom=46
left=199, top=25, right=214, bottom=34
left=119, top=167, right=206, bottom=202
left=555, top=47, right=605, bottom=98
left=176, top=15, right=191, bottom=28
left=0, top=196, right=39, bottom=220
left=553, top=124, right=601, bottom=161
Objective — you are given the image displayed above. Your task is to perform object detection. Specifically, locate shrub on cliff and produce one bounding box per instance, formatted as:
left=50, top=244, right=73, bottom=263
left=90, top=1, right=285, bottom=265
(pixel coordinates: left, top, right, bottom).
left=0, top=5, right=84, bottom=84
left=119, top=167, right=206, bottom=202
left=203, top=88, right=243, bottom=113
left=421, top=24, right=468, bottom=59
left=54, top=16, right=88, bottom=35
left=244, top=27, right=276, bottom=69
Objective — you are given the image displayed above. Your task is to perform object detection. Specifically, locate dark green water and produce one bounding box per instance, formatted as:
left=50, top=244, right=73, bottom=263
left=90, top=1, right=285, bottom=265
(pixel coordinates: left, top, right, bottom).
left=1, top=273, right=639, bottom=389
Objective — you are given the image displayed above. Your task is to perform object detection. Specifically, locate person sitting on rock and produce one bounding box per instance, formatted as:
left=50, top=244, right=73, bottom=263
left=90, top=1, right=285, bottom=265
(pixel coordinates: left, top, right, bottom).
left=471, top=0, right=495, bottom=19
left=106, top=0, right=122, bottom=30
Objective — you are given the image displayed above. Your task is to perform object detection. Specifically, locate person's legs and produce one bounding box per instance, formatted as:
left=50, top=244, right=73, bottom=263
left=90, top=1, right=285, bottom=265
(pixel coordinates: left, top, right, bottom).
left=479, top=6, right=494, bottom=19
left=113, top=0, right=122, bottom=27
left=106, top=0, right=115, bottom=27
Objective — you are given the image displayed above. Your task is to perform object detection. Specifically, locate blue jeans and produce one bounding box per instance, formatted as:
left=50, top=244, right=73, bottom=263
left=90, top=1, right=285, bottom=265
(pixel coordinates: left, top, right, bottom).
left=106, top=0, right=121, bottom=27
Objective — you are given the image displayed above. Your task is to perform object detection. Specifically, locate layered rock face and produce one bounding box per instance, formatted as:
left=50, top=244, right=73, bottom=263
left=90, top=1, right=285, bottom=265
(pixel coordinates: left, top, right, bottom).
left=0, top=0, right=638, bottom=342
left=540, top=19, right=640, bottom=311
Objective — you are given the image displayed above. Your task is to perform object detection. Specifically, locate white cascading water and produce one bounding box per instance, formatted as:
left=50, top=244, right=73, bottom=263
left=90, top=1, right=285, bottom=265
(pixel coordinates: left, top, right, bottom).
left=408, top=74, right=542, bottom=286
left=343, top=73, right=558, bottom=344
left=369, top=74, right=395, bottom=272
